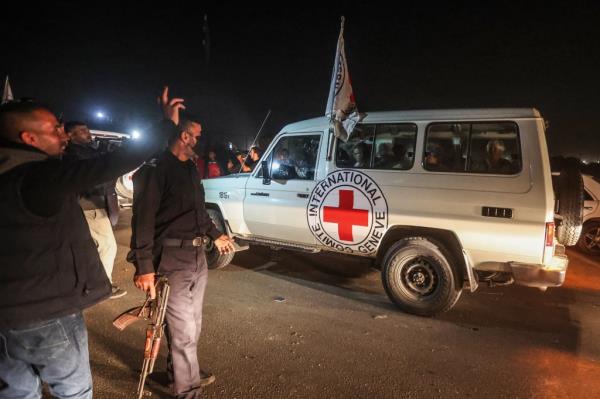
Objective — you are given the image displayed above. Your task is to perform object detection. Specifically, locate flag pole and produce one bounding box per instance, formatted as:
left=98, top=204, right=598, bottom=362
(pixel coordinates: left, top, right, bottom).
left=327, top=16, right=345, bottom=123
left=326, top=16, right=346, bottom=160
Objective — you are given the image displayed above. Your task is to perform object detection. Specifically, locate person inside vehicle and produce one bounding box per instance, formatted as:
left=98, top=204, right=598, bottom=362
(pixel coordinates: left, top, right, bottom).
left=276, top=148, right=294, bottom=165
left=273, top=147, right=297, bottom=179
left=424, top=143, right=448, bottom=171
left=478, top=139, right=514, bottom=174
left=352, top=143, right=369, bottom=168
left=391, top=143, right=411, bottom=169
left=374, top=142, right=394, bottom=168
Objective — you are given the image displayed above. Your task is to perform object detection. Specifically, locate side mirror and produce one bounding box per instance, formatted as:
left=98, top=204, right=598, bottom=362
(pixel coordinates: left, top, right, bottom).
left=262, top=160, right=271, bottom=185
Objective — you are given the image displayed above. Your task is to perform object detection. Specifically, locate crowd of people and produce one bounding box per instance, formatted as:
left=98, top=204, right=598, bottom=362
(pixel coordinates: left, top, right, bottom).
left=194, top=145, right=263, bottom=179
left=0, top=87, right=239, bottom=398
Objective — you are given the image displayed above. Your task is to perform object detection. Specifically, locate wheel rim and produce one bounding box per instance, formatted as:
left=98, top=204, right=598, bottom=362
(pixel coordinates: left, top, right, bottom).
left=583, top=227, right=600, bottom=252
left=393, top=256, right=438, bottom=298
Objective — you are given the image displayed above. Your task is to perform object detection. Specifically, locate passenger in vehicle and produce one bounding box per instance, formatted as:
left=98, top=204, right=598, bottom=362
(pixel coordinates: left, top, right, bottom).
left=391, top=143, right=412, bottom=169
left=273, top=148, right=297, bottom=179
left=352, top=143, right=369, bottom=168
left=424, top=143, right=448, bottom=171
left=474, top=139, right=515, bottom=174
left=277, top=148, right=295, bottom=166
left=374, top=143, right=394, bottom=168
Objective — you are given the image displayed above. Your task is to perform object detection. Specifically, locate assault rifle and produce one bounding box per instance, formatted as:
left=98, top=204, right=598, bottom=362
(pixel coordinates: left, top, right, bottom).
left=113, top=276, right=171, bottom=399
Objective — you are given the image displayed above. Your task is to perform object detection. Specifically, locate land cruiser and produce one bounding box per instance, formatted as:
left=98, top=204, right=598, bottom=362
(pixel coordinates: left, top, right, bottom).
left=202, top=109, right=582, bottom=316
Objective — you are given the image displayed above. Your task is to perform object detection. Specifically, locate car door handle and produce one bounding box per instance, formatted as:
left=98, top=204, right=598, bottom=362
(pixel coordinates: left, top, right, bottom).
left=250, top=192, right=270, bottom=197
left=297, top=193, right=309, bottom=199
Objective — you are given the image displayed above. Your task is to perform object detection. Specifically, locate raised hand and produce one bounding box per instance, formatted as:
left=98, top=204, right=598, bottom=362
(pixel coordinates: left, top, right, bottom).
left=159, top=86, right=186, bottom=125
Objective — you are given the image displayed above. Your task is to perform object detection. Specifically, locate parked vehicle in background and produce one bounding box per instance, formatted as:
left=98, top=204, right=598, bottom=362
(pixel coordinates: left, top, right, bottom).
left=89, top=129, right=134, bottom=208
left=577, top=175, right=600, bottom=255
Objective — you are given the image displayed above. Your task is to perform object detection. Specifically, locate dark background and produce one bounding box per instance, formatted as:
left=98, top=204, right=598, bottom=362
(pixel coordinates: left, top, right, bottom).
left=1, top=3, right=598, bottom=158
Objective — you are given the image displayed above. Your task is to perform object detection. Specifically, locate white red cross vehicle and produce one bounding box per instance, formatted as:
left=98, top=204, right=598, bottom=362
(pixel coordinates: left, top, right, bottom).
left=203, top=109, right=582, bottom=316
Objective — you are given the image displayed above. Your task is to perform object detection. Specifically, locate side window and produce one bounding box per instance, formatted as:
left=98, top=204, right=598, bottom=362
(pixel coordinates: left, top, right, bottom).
left=424, top=123, right=469, bottom=172
left=424, top=122, right=521, bottom=175
left=335, top=124, right=376, bottom=168
left=468, top=123, right=521, bottom=174
left=373, top=124, right=417, bottom=170
left=270, top=134, right=321, bottom=180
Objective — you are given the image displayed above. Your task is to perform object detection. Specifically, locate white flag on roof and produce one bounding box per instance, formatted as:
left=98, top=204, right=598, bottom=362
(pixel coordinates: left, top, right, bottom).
left=2, top=76, right=14, bottom=104
left=325, top=16, right=364, bottom=142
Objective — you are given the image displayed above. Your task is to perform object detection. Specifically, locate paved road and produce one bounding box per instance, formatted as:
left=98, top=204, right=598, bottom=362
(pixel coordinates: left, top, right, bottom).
left=85, top=211, right=600, bottom=398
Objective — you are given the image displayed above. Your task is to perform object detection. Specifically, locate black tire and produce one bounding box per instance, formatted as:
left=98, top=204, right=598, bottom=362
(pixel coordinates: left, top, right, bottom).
left=555, top=165, right=584, bottom=246
left=577, top=221, right=600, bottom=255
left=205, top=209, right=235, bottom=269
left=381, top=237, right=462, bottom=316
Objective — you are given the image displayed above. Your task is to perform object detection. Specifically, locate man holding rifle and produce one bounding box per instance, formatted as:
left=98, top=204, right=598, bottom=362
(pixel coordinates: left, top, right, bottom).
left=0, top=87, right=181, bottom=398
left=128, top=103, right=235, bottom=398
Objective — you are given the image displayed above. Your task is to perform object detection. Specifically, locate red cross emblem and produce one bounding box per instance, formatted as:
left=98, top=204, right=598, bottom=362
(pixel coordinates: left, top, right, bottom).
left=323, top=189, right=369, bottom=241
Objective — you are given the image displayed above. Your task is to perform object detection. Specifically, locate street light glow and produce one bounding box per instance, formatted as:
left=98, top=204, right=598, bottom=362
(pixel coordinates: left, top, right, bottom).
left=96, top=111, right=105, bottom=119
left=131, top=130, right=141, bottom=140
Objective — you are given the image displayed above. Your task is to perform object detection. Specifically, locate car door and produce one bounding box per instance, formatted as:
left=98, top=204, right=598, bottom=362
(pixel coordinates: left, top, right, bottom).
left=244, top=133, right=322, bottom=244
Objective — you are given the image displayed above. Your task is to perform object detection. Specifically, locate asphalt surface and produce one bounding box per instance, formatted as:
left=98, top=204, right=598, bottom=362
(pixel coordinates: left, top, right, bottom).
left=83, top=210, right=600, bottom=398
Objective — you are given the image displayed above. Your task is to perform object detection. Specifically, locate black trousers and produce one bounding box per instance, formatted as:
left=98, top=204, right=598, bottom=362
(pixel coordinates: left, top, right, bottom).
left=162, top=249, right=208, bottom=399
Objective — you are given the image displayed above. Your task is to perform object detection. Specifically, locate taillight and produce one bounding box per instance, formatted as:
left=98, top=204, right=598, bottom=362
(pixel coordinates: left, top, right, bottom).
left=545, top=222, right=555, bottom=247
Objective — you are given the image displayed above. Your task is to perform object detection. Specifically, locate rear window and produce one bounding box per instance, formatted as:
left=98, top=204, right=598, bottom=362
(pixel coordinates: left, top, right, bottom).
left=424, top=122, right=521, bottom=174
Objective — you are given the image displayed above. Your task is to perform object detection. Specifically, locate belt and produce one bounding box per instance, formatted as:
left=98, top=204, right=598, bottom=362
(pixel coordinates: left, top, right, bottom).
left=162, top=237, right=209, bottom=248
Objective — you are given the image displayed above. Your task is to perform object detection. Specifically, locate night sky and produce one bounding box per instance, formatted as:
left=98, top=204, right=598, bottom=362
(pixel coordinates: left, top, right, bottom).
left=1, top=3, right=599, bottom=159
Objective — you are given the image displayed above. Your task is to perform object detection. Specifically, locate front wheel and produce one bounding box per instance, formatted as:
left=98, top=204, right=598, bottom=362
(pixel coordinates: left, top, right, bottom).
left=381, top=237, right=462, bottom=316
left=205, top=209, right=235, bottom=269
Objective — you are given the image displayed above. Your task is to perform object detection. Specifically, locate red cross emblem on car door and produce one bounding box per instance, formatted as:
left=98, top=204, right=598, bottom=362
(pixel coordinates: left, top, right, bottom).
left=323, top=189, right=369, bottom=241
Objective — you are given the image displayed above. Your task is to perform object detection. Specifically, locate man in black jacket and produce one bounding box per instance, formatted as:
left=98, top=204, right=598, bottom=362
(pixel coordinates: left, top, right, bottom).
left=129, top=114, right=235, bottom=399
left=0, top=87, right=183, bottom=398
left=64, top=121, right=126, bottom=299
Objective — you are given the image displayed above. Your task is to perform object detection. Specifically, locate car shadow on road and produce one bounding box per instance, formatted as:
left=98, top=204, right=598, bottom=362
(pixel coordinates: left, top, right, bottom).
left=229, top=245, right=397, bottom=308
left=230, top=245, right=585, bottom=356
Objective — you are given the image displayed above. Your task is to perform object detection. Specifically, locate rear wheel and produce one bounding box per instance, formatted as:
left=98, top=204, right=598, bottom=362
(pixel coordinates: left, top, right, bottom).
left=577, top=222, right=600, bottom=255
left=381, top=237, right=462, bottom=316
left=205, top=209, right=235, bottom=269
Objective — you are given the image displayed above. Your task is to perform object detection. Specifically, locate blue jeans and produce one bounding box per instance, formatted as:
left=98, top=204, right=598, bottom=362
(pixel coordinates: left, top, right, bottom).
left=0, top=312, right=93, bottom=399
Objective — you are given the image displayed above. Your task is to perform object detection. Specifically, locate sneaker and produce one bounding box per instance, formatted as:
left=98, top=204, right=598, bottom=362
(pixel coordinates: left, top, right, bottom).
left=110, top=285, right=127, bottom=299
left=199, top=370, right=215, bottom=387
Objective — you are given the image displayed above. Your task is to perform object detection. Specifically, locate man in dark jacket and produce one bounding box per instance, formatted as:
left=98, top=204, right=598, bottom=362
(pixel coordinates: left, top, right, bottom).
left=0, top=87, right=183, bottom=398
left=129, top=114, right=235, bottom=399
left=64, top=121, right=126, bottom=299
